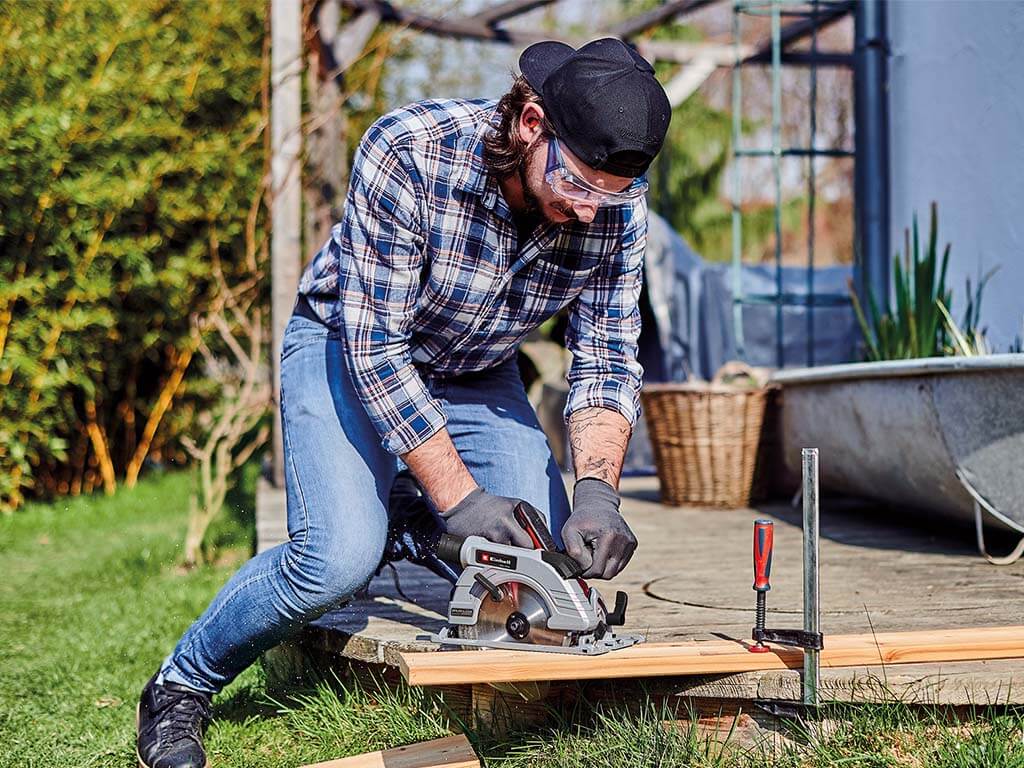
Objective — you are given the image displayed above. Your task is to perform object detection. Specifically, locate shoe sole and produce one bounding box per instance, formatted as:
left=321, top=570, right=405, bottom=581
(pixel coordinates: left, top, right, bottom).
left=136, top=702, right=210, bottom=768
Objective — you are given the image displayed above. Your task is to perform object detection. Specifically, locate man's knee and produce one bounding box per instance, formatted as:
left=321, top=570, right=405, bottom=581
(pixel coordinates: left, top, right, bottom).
left=280, top=519, right=386, bottom=613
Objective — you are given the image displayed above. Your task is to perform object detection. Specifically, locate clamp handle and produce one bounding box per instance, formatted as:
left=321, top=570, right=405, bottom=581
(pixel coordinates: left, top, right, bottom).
left=753, top=519, right=774, bottom=592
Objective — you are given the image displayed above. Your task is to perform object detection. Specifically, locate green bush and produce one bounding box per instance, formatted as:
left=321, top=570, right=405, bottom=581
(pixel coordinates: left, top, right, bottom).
left=0, top=0, right=267, bottom=511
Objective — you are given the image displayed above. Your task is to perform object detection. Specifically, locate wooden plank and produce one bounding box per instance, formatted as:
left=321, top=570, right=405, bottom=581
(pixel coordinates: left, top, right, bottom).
left=399, top=626, right=1024, bottom=686
left=300, top=734, right=479, bottom=768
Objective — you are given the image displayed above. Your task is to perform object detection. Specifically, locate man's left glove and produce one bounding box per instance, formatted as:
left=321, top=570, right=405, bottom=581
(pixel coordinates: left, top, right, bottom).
left=560, top=478, right=638, bottom=580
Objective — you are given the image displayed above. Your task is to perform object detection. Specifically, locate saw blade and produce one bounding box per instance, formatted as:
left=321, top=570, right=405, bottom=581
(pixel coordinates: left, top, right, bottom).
left=458, top=581, right=573, bottom=649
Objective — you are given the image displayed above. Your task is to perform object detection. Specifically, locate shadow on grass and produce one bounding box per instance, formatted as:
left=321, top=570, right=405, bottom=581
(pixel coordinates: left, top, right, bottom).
left=213, top=675, right=326, bottom=726
left=213, top=686, right=282, bottom=724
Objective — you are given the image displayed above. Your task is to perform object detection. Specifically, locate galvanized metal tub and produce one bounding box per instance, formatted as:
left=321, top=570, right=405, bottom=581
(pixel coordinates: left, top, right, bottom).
left=771, top=355, right=1024, bottom=561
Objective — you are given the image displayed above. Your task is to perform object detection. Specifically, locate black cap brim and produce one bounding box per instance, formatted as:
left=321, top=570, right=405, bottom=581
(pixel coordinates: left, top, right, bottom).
left=518, top=41, right=575, bottom=92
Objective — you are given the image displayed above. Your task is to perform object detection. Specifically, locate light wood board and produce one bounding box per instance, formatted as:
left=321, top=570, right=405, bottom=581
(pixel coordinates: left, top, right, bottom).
left=300, top=734, right=479, bottom=768
left=399, top=626, right=1024, bottom=686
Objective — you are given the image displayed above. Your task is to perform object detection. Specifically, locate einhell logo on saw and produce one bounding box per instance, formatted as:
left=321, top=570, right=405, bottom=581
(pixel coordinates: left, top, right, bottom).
left=475, top=550, right=517, bottom=570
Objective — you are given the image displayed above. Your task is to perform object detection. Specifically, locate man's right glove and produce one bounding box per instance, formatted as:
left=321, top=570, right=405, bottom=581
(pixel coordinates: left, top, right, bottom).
left=440, top=487, right=536, bottom=549
left=561, top=478, right=637, bottom=580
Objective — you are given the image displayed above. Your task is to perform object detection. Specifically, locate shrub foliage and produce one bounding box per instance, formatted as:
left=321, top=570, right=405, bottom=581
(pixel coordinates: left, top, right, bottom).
left=0, top=0, right=267, bottom=511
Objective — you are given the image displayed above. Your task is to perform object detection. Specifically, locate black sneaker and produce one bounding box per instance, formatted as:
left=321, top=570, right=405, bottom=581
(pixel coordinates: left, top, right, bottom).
left=136, top=672, right=212, bottom=768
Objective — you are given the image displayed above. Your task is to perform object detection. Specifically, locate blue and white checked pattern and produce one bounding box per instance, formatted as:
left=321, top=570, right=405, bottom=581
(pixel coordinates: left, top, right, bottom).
left=298, top=99, right=647, bottom=455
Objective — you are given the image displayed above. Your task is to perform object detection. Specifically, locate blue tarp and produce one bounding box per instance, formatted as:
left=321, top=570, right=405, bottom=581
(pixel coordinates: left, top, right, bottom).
left=641, top=212, right=860, bottom=383
left=626, top=213, right=861, bottom=473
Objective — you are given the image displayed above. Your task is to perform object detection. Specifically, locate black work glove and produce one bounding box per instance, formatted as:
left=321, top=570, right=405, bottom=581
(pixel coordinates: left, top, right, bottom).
left=561, top=478, right=637, bottom=580
left=440, top=487, right=535, bottom=549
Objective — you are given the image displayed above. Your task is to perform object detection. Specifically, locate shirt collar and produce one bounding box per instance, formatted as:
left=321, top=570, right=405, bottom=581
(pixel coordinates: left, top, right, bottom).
left=452, top=106, right=505, bottom=215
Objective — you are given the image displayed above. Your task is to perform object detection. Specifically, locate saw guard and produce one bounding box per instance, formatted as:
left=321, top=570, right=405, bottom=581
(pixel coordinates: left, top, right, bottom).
left=457, top=581, right=573, bottom=648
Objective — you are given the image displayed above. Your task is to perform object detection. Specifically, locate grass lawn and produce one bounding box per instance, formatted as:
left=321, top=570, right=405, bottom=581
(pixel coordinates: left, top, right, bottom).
left=2, top=467, right=1023, bottom=767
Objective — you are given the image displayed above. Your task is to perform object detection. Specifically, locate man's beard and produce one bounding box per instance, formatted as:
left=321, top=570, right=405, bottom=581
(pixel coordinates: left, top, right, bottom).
left=517, top=154, right=542, bottom=218
left=515, top=140, right=576, bottom=223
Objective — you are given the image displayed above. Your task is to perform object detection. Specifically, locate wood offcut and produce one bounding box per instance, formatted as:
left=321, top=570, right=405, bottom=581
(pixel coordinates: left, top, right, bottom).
left=300, top=734, right=479, bottom=768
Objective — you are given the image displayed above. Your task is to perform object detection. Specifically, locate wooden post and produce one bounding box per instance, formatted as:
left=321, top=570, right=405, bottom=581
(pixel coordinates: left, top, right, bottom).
left=271, top=0, right=303, bottom=488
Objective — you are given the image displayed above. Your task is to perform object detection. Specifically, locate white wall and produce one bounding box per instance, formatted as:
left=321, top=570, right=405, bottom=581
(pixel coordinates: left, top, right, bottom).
left=888, top=0, right=1024, bottom=351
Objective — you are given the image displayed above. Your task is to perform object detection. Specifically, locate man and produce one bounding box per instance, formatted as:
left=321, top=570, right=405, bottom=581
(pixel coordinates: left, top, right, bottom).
left=137, top=38, right=670, bottom=768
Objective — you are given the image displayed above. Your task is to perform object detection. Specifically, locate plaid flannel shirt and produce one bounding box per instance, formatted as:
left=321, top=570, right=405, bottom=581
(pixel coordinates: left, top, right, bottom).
left=298, top=99, right=647, bottom=455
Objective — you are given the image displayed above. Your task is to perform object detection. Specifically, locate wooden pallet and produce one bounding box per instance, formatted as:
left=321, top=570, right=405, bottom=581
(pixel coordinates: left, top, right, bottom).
left=399, top=626, right=1024, bottom=686
left=263, top=475, right=1024, bottom=707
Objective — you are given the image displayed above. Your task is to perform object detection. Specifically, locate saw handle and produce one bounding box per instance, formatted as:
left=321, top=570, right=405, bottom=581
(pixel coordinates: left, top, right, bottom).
left=513, top=502, right=558, bottom=551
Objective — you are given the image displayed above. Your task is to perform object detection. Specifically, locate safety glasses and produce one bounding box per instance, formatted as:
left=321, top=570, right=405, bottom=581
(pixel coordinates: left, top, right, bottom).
left=544, top=137, right=648, bottom=207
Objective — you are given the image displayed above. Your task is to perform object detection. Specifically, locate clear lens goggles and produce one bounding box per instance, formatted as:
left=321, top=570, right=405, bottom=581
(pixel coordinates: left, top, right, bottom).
left=544, top=137, right=648, bottom=207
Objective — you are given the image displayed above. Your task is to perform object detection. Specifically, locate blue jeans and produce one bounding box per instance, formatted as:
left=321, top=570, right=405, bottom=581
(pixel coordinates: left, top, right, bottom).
left=159, top=314, right=570, bottom=694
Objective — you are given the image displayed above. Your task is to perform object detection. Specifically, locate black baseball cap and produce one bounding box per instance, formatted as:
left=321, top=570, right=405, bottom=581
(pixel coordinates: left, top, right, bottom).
left=518, top=37, right=671, bottom=178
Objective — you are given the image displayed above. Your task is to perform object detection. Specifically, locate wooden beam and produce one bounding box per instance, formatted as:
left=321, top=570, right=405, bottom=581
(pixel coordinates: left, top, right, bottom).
left=333, top=0, right=848, bottom=77
left=662, top=57, right=718, bottom=106
left=637, top=40, right=753, bottom=67
left=300, top=734, right=479, bottom=768
left=338, top=0, right=550, bottom=45
left=399, top=626, right=1024, bottom=686
left=467, top=0, right=556, bottom=27
left=743, top=1, right=853, bottom=65
left=325, top=8, right=382, bottom=74
left=333, top=0, right=746, bottom=70
left=608, top=0, right=717, bottom=40
left=270, top=0, right=304, bottom=489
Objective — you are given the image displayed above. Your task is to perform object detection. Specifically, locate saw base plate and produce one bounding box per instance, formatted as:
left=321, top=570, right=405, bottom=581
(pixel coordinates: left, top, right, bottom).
left=430, top=627, right=644, bottom=655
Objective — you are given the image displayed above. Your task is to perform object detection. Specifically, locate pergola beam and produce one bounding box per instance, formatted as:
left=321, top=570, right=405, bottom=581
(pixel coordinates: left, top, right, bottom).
left=338, top=0, right=549, bottom=44
left=607, top=0, right=717, bottom=39
left=323, top=8, right=382, bottom=74
left=661, top=57, right=718, bottom=106
left=743, top=1, right=853, bottom=65
left=337, top=0, right=852, bottom=72
left=638, top=40, right=753, bottom=66
left=467, top=0, right=556, bottom=27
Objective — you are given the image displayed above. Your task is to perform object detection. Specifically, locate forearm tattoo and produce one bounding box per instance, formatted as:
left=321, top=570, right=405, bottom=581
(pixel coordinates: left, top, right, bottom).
left=567, top=407, right=631, bottom=488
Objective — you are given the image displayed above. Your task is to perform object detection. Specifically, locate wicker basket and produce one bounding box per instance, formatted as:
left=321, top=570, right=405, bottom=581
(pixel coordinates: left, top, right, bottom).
left=641, top=367, right=769, bottom=508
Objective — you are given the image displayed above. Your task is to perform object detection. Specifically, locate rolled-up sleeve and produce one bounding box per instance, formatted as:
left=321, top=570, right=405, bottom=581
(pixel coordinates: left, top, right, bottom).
left=336, top=123, right=447, bottom=455
left=563, top=198, right=647, bottom=427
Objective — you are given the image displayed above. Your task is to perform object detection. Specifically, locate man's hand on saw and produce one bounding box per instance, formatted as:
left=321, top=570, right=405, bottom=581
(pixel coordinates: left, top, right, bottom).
left=561, top=478, right=637, bottom=580
left=440, top=487, right=536, bottom=549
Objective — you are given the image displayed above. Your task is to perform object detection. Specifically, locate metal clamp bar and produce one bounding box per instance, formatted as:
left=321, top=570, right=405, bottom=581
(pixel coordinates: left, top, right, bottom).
left=801, top=448, right=821, bottom=707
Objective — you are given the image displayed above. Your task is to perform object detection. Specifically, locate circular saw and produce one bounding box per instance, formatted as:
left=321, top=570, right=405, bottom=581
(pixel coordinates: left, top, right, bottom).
left=429, top=502, right=643, bottom=655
